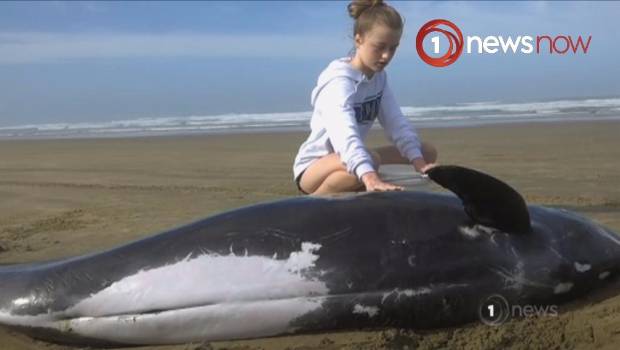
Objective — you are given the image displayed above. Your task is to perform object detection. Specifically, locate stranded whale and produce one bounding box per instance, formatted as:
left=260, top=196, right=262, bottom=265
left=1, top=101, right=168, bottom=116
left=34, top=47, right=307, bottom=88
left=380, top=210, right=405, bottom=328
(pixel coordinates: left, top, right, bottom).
left=0, top=165, right=619, bottom=346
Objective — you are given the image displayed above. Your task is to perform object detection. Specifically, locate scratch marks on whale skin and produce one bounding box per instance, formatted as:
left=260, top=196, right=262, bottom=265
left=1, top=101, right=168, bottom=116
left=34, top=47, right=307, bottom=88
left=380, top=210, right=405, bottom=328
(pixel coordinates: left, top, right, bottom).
left=377, top=284, right=470, bottom=308
left=458, top=224, right=500, bottom=241
left=596, top=226, right=620, bottom=246
left=381, top=288, right=432, bottom=304
left=407, top=254, right=416, bottom=267
left=490, top=261, right=551, bottom=291
left=223, top=228, right=303, bottom=257
left=554, top=282, right=574, bottom=294
left=573, top=262, right=591, bottom=273
left=548, top=247, right=592, bottom=274
left=352, top=304, right=379, bottom=318
left=257, top=228, right=300, bottom=243
left=548, top=247, right=570, bottom=263
left=458, top=226, right=480, bottom=239
left=319, top=227, right=353, bottom=244
left=490, top=261, right=578, bottom=296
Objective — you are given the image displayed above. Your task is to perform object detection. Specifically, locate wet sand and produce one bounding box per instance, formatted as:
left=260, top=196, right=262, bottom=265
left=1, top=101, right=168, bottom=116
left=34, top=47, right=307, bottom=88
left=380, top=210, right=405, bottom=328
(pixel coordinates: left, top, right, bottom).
left=1, top=120, right=619, bottom=349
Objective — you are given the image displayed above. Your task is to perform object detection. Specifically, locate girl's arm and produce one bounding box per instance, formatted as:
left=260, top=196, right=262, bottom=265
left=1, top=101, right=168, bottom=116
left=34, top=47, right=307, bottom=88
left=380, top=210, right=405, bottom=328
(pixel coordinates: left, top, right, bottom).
left=315, top=77, right=376, bottom=180
left=378, top=82, right=429, bottom=172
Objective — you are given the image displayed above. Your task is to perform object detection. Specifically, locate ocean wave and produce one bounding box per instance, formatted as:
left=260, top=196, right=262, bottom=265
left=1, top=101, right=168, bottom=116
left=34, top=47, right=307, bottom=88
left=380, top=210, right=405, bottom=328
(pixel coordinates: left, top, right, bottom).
left=1, top=97, right=619, bottom=139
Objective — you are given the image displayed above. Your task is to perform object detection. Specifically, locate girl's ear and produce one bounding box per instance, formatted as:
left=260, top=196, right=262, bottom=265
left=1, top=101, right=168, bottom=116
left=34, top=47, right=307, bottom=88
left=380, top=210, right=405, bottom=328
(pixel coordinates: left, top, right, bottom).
left=354, top=33, right=363, bottom=48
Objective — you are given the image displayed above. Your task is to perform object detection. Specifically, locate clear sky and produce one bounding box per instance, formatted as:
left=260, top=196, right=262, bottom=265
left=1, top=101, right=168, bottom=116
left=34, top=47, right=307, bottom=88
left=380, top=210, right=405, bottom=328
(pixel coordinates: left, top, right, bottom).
left=0, top=1, right=618, bottom=127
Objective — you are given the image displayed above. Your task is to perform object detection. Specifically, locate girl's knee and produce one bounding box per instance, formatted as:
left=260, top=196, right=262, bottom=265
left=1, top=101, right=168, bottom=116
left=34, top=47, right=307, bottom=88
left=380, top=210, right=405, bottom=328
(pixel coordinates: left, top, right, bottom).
left=313, top=171, right=362, bottom=195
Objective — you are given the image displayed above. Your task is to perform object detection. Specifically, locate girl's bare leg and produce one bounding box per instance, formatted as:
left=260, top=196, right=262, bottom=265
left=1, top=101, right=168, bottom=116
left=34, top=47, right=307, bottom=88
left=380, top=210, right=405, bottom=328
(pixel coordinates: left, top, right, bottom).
left=298, top=142, right=438, bottom=195
left=299, top=153, right=374, bottom=195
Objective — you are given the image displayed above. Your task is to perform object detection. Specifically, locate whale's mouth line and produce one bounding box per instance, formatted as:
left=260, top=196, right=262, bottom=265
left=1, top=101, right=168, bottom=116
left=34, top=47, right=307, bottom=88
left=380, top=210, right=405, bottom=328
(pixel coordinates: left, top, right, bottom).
left=44, top=286, right=451, bottom=321
left=60, top=295, right=334, bottom=320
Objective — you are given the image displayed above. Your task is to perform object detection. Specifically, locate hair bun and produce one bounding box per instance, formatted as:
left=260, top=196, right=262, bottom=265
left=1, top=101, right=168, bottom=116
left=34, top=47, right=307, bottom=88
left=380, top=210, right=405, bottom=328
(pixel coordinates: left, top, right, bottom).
left=348, top=0, right=384, bottom=20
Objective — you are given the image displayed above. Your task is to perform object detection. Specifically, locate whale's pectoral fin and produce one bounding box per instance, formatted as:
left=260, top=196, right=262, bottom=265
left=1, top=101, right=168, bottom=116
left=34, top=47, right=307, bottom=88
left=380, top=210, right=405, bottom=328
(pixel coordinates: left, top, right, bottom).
left=426, top=165, right=532, bottom=234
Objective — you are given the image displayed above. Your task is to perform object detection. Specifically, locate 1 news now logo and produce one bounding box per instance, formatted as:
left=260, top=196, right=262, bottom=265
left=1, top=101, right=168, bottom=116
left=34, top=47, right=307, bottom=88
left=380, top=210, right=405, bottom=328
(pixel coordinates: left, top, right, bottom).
left=416, top=19, right=592, bottom=67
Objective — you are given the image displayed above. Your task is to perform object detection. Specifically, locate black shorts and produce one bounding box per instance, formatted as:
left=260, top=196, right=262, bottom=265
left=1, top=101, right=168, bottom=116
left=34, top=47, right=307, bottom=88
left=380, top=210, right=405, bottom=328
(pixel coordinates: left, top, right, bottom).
left=295, top=170, right=309, bottom=195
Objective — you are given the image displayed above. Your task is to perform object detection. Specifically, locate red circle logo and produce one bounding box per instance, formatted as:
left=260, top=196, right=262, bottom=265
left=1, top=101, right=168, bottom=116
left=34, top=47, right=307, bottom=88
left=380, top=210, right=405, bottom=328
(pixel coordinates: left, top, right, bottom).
left=416, top=19, right=464, bottom=67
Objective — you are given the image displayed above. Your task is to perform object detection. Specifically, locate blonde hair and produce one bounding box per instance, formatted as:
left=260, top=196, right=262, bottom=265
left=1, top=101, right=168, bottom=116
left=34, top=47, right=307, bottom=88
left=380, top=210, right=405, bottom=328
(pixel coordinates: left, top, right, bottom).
left=347, top=0, right=404, bottom=37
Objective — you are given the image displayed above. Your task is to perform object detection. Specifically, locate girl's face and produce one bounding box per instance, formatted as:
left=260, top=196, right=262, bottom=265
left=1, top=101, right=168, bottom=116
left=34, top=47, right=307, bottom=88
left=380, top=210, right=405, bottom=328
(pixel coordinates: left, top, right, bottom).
left=354, top=24, right=402, bottom=77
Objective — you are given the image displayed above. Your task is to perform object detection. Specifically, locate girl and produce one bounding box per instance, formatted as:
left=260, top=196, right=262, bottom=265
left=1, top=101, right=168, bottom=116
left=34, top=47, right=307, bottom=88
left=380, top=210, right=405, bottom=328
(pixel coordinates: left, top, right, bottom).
left=293, top=0, right=438, bottom=195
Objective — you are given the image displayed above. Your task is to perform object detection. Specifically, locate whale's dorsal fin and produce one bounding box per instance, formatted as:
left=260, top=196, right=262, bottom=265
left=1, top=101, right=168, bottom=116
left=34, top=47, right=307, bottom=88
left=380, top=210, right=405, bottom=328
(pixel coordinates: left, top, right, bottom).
left=426, top=165, right=532, bottom=234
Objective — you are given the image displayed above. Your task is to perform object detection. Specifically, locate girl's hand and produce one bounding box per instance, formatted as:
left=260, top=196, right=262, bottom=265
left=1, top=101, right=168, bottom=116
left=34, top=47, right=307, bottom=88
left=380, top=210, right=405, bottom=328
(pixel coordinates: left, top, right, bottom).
left=412, top=158, right=439, bottom=174
left=420, top=163, right=438, bottom=174
left=361, top=172, right=404, bottom=192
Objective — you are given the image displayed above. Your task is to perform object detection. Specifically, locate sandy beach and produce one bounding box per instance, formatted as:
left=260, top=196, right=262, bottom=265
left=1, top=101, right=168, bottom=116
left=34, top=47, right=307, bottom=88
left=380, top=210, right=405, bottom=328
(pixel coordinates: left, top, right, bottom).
left=1, top=120, right=619, bottom=350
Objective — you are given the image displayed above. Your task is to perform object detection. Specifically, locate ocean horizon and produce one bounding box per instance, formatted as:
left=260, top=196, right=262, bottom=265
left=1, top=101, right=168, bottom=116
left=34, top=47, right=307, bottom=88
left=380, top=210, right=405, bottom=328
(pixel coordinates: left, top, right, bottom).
left=2, top=96, right=619, bottom=140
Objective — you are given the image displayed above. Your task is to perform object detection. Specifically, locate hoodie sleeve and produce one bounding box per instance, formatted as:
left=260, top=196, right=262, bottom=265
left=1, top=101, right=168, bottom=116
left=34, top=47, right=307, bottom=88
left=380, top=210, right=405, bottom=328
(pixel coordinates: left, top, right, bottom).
left=314, top=77, right=376, bottom=179
left=378, top=82, right=423, bottom=161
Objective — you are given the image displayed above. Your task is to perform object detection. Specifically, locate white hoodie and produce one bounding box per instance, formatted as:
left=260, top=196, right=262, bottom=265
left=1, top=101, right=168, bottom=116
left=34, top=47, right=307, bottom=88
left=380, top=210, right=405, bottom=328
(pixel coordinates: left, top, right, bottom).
left=293, top=57, right=422, bottom=181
